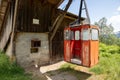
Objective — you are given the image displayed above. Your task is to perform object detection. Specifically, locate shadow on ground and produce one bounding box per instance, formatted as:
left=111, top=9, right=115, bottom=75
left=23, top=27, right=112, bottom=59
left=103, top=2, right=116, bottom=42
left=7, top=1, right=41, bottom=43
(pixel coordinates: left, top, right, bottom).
left=44, top=67, right=92, bottom=80
left=25, top=66, right=48, bottom=80
left=25, top=61, right=106, bottom=80
left=25, top=61, right=98, bottom=80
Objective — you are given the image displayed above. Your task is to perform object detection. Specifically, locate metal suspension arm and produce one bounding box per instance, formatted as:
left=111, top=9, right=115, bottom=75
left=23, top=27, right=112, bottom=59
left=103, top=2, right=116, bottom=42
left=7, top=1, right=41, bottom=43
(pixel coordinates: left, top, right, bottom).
left=78, top=0, right=90, bottom=24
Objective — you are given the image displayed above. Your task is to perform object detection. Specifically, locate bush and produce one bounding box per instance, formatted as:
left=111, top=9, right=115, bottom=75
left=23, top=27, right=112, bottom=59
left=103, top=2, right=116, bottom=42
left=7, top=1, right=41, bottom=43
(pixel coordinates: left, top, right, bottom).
left=60, top=63, right=77, bottom=71
left=0, top=51, right=32, bottom=80
left=90, top=43, right=120, bottom=80
left=99, top=43, right=120, bottom=54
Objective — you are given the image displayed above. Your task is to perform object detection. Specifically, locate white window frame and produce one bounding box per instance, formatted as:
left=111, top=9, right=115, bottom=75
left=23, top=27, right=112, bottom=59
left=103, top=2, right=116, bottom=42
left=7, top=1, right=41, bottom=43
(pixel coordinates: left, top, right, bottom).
left=91, top=29, right=99, bottom=40
left=64, top=30, right=71, bottom=40
left=75, top=30, right=80, bottom=40
left=82, top=29, right=90, bottom=40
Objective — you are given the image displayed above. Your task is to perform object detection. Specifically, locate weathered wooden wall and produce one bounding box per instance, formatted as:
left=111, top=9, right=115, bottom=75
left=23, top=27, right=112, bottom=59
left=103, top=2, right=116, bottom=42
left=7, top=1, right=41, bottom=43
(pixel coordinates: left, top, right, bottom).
left=0, top=0, right=13, bottom=51
left=15, top=0, right=77, bottom=62
left=16, top=0, right=60, bottom=32
left=0, top=0, right=79, bottom=64
left=51, top=17, right=75, bottom=62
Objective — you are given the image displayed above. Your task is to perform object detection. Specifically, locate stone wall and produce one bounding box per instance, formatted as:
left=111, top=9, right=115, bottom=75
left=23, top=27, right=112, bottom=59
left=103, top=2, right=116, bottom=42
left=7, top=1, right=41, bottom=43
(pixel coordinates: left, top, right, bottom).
left=15, top=32, right=49, bottom=67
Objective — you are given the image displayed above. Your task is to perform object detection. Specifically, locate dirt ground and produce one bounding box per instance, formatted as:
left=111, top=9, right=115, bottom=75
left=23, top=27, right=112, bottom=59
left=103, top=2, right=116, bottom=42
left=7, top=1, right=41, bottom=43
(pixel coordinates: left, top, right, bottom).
left=25, top=61, right=106, bottom=80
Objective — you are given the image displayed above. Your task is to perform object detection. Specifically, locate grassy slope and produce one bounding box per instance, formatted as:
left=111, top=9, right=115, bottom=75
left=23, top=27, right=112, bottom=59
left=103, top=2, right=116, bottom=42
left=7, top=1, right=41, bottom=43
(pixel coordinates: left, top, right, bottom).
left=90, top=43, right=120, bottom=80
left=0, top=52, right=32, bottom=80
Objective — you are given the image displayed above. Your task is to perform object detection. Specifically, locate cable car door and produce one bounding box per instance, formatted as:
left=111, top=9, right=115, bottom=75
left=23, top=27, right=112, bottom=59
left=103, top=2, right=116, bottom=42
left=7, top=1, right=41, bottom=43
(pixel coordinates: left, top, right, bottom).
left=90, top=28, right=99, bottom=66
left=64, top=28, right=71, bottom=62
left=70, top=27, right=82, bottom=65
left=81, top=26, right=90, bottom=67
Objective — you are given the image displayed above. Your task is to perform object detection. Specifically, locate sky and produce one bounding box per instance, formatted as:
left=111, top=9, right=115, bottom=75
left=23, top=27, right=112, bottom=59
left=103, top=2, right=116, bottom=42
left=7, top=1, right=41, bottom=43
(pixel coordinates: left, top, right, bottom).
left=59, top=0, right=120, bottom=32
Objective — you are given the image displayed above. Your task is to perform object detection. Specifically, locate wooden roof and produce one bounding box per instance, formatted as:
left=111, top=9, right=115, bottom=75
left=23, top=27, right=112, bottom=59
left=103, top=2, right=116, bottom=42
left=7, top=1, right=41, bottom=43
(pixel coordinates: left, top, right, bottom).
left=39, top=0, right=64, bottom=7
left=48, top=0, right=64, bottom=5
left=58, top=9, right=85, bottom=21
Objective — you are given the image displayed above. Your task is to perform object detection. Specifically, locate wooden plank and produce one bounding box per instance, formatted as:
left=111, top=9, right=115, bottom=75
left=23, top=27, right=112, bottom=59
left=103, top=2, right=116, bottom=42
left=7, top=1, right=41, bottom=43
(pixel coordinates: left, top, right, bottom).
left=16, top=0, right=53, bottom=32
left=0, top=0, right=9, bottom=36
left=0, top=0, right=12, bottom=50
left=49, top=0, right=72, bottom=62
left=48, top=0, right=61, bottom=4
left=10, top=0, right=19, bottom=56
left=50, top=0, right=73, bottom=41
left=12, top=0, right=19, bottom=35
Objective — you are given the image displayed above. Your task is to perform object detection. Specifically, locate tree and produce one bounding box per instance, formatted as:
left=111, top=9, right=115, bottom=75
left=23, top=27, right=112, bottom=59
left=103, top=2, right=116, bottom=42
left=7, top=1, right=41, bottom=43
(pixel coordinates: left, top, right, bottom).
left=94, top=17, right=117, bottom=45
left=95, top=17, right=114, bottom=35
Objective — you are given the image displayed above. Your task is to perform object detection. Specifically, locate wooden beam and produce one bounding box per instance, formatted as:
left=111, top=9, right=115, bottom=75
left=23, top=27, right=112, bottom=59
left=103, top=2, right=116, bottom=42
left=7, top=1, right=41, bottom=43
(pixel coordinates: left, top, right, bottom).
left=49, top=0, right=72, bottom=62
left=50, top=0, right=73, bottom=42
left=48, top=0, right=57, bottom=4
left=65, top=15, right=76, bottom=21
left=55, top=0, right=64, bottom=8
left=10, top=0, right=19, bottom=61
left=47, top=0, right=63, bottom=4
left=12, top=0, right=19, bottom=35
left=49, top=14, right=61, bottom=32
left=0, top=0, right=9, bottom=35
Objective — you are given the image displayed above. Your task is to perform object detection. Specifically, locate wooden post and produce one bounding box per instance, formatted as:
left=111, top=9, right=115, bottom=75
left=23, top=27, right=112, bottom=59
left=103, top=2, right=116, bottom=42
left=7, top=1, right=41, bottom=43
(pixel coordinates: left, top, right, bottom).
left=50, top=0, right=72, bottom=41
left=10, top=0, right=19, bottom=62
left=49, top=0, right=72, bottom=63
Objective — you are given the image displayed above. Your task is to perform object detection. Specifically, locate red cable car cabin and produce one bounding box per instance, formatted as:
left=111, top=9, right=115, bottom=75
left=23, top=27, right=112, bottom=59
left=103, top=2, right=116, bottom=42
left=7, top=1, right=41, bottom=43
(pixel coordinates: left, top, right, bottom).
left=64, top=24, right=99, bottom=67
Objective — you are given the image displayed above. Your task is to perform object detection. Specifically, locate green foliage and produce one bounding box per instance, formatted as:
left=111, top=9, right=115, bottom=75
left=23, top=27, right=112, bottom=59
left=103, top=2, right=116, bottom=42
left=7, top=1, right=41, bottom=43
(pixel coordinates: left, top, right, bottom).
left=60, top=63, right=91, bottom=80
left=116, top=38, right=120, bottom=46
left=99, top=43, right=120, bottom=54
left=95, top=17, right=120, bottom=46
left=95, top=17, right=114, bottom=35
left=60, top=63, right=77, bottom=71
left=90, top=43, right=120, bottom=80
left=0, top=52, right=32, bottom=80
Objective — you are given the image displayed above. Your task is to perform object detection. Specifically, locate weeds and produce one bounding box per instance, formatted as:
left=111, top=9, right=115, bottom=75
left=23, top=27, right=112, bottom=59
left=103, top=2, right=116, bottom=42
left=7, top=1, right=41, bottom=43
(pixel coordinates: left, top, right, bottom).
left=90, top=43, right=120, bottom=80
left=60, top=63, right=91, bottom=80
left=0, top=51, right=32, bottom=80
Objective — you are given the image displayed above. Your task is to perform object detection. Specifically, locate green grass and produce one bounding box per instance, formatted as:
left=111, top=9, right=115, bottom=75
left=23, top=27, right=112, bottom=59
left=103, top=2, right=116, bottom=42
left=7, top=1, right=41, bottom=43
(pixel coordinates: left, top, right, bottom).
left=0, top=51, right=32, bottom=80
left=99, top=43, right=120, bottom=54
left=59, top=63, right=77, bottom=71
left=59, top=63, right=91, bottom=80
left=90, top=43, right=120, bottom=80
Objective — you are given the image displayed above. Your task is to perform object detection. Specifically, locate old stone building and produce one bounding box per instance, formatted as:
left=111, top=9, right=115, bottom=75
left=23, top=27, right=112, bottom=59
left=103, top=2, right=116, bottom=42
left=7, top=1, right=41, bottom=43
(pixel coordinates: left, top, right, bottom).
left=0, top=0, right=84, bottom=67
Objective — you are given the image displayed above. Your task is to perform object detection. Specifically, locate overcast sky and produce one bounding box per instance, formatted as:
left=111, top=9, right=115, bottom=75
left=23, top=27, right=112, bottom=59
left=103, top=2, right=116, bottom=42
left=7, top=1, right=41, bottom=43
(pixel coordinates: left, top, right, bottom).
left=59, top=0, right=120, bottom=32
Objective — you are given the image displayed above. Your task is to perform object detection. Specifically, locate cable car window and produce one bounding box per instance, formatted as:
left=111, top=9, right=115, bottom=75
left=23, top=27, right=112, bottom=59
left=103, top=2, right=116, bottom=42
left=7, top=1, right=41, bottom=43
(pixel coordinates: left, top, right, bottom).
left=71, top=31, right=74, bottom=40
left=75, top=31, right=80, bottom=40
left=91, top=29, right=98, bottom=40
left=82, top=29, right=90, bottom=40
left=64, top=30, right=71, bottom=40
